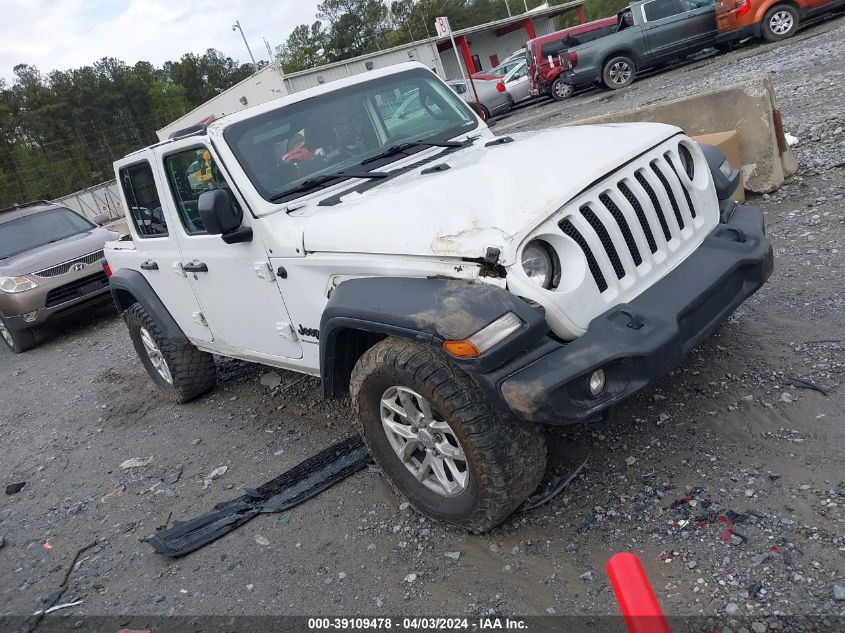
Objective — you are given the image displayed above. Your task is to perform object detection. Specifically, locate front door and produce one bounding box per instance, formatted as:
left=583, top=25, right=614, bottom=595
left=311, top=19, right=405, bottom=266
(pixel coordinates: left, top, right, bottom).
left=641, top=0, right=693, bottom=61
left=159, top=142, right=302, bottom=360
left=505, top=62, right=532, bottom=103
left=676, top=0, right=718, bottom=50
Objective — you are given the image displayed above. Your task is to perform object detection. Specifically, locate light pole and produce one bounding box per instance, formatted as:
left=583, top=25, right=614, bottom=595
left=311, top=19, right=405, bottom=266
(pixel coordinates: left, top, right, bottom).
left=232, top=20, right=258, bottom=71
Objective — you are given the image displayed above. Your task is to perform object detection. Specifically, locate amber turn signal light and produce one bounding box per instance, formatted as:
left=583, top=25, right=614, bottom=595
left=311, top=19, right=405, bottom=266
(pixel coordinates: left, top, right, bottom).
left=442, top=340, right=480, bottom=357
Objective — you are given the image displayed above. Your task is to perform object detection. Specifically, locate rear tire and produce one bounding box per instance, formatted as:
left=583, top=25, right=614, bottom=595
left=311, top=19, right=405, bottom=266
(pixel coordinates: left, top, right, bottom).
left=602, top=55, right=636, bottom=89
left=0, top=317, right=35, bottom=353
left=762, top=4, right=799, bottom=41
left=471, top=103, right=490, bottom=120
left=350, top=337, right=547, bottom=532
left=124, top=302, right=216, bottom=403
left=550, top=78, right=574, bottom=101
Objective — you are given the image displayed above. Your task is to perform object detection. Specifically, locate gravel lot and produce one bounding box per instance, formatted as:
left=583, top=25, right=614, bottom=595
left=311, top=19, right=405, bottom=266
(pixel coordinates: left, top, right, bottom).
left=2, top=16, right=844, bottom=630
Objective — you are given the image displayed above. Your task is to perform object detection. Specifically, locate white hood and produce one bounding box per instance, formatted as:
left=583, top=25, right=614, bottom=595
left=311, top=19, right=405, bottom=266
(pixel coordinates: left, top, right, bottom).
left=301, top=123, right=682, bottom=264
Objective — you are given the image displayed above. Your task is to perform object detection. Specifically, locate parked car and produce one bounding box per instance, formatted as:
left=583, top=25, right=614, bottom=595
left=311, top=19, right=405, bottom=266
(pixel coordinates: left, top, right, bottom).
left=105, top=61, right=771, bottom=532
left=501, top=60, right=532, bottom=104
left=526, top=17, right=618, bottom=100
left=559, top=0, right=719, bottom=94
left=446, top=78, right=513, bottom=119
left=471, top=57, right=525, bottom=80
left=0, top=201, right=119, bottom=353
left=715, top=0, right=842, bottom=42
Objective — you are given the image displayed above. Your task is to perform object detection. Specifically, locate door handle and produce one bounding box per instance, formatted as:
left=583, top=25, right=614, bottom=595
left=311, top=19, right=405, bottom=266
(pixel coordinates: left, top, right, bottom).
left=183, top=261, right=209, bottom=273
left=140, top=260, right=159, bottom=271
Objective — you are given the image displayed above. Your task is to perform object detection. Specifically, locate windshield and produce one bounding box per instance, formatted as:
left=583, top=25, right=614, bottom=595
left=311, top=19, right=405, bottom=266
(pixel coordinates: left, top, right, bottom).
left=224, top=68, right=479, bottom=202
left=0, top=208, right=94, bottom=260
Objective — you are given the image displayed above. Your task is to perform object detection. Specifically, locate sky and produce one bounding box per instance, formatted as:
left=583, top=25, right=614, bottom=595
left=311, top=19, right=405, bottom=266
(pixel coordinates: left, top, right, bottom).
left=0, top=0, right=319, bottom=82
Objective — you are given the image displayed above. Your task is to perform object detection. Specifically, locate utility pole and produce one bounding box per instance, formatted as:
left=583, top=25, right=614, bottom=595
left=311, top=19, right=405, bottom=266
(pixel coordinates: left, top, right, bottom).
left=232, top=20, right=258, bottom=71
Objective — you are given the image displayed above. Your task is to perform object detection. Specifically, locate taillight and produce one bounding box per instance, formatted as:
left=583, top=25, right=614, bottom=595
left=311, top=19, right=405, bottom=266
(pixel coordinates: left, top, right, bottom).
left=735, top=0, right=751, bottom=16
left=101, top=258, right=112, bottom=277
left=567, top=52, right=578, bottom=69
left=496, top=81, right=506, bottom=93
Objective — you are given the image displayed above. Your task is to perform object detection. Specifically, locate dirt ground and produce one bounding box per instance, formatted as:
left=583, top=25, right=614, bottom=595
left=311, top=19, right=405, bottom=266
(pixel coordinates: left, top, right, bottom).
left=1, top=16, right=844, bottom=631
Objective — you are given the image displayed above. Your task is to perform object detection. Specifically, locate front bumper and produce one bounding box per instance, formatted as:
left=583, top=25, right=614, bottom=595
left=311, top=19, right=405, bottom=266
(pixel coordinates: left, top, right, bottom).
left=1, top=284, right=112, bottom=331
left=495, top=204, right=773, bottom=425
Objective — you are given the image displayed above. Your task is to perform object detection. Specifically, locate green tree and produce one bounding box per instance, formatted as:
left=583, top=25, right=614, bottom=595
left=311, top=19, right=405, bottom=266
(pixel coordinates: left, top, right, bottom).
left=149, top=81, right=190, bottom=129
left=317, top=0, right=390, bottom=60
left=277, top=22, right=327, bottom=73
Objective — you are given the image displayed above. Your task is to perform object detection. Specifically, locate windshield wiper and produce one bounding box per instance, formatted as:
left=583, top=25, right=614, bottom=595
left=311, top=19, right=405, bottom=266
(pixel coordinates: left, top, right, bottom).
left=360, top=138, right=473, bottom=165
left=269, top=169, right=389, bottom=203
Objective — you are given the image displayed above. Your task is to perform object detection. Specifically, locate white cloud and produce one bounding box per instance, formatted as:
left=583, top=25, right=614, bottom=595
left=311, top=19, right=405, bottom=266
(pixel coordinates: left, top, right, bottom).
left=0, top=0, right=319, bottom=81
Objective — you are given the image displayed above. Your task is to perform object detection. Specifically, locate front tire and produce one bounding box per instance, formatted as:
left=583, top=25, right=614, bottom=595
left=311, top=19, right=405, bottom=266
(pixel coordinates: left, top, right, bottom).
left=550, top=78, right=574, bottom=101
left=350, top=337, right=546, bottom=532
left=762, top=5, right=799, bottom=41
left=602, top=55, right=636, bottom=89
left=0, top=316, right=35, bottom=354
left=124, top=302, right=216, bottom=403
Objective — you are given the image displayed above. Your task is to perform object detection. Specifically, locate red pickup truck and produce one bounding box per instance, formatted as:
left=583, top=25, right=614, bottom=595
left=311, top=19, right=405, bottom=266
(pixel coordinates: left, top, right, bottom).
left=527, top=17, right=618, bottom=100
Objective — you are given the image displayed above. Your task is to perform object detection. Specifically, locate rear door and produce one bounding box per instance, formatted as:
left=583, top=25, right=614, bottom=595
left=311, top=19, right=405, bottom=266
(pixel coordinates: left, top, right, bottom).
left=159, top=141, right=303, bottom=361
left=639, top=0, right=691, bottom=61
left=675, top=0, right=718, bottom=51
left=117, top=158, right=213, bottom=343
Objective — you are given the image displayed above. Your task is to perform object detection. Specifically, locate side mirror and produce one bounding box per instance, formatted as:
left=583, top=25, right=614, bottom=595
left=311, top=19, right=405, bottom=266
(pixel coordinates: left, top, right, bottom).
left=93, top=213, right=110, bottom=226
left=198, top=189, right=252, bottom=244
left=198, top=189, right=241, bottom=235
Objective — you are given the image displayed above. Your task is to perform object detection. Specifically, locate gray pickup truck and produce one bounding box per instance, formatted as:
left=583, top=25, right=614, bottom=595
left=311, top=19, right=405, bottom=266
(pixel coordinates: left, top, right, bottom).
left=560, top=0, right=718, bottom=92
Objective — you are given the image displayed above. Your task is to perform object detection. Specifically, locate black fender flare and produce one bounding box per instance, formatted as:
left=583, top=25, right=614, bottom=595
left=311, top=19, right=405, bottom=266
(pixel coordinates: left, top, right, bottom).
left=108, top=268, right=190, bottom=345
left=319, top=277, right=549, bottom=398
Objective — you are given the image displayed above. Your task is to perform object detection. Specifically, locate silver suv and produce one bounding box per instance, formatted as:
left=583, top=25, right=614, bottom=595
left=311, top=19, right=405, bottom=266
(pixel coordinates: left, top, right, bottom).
left=0, top=201, right=120, bottom=353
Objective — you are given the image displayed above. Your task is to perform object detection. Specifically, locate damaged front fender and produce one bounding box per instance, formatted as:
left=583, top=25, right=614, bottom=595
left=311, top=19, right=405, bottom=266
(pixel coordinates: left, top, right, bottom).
left=319, top=277, right=549, bottom=397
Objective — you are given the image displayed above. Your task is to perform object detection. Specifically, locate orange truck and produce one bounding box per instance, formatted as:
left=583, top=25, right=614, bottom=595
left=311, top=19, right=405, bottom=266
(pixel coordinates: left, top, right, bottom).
left=715, top=0, right=843, bottom=43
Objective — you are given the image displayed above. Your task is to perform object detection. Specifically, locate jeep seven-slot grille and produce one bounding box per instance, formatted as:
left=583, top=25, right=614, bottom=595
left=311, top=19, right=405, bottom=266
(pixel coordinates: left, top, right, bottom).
left=45, top=271, right=109, bottom=308
left=560, top=154, right=699, bottom=294
left=560, top=219, right=608, bottom=292
left=664, top=153, right=697, bottom=218
left=33, top=249, right=105, bottom=278
left=650, top=161, right=684, bottom=230
left=618, top=182, right=657, bottom=253
left=579, top=205, right=625, bottom=280
left=634, top=171, right=672, bottom=242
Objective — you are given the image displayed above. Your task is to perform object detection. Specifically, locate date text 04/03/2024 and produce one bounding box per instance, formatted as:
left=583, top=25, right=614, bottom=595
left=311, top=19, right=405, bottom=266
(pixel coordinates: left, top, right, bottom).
left=306, top=618, right=528, bottom=630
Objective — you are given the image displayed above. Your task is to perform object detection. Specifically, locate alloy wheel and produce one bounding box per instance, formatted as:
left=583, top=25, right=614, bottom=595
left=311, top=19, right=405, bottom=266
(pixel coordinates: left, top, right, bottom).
left=380, top=386, right=469, bottom=496
left=609, top=61, right=632, bottom=85
left=140, top=327, right=173, bottom=384
left=769, top=10, right=793, bottom=34
left=553, top=81, right=572, bottom=99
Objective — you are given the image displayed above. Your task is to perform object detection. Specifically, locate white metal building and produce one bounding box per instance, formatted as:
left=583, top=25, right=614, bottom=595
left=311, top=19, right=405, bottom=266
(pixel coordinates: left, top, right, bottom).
left=157, top=65, right=289, bottom=141
left=156, top=1, right=584, bottom=140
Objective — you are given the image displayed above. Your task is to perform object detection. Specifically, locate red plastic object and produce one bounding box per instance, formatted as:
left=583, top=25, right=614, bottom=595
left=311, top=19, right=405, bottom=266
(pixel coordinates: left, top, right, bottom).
left=496, top=81, right=506, bottom=93
left=606, top=553, right=672, bottom=633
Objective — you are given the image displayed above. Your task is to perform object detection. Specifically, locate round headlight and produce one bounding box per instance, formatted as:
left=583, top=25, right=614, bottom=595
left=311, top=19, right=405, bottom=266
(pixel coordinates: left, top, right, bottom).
left=521, top=241, right=554, bottom=288
left=678, top=144, right=695, bottom=180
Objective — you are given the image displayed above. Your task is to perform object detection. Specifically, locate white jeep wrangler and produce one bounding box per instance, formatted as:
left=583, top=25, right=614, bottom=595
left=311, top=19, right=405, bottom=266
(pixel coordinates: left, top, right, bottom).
left=104, top=62, right=772, bottom=532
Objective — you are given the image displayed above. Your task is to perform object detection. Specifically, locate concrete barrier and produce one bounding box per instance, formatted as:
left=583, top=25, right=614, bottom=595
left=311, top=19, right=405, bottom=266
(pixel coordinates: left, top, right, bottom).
left=565, top=77, right=797, bottom=194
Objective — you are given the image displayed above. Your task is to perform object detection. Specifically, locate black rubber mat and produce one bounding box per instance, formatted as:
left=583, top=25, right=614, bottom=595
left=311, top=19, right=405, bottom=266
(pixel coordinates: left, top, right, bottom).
left=145, top=435, right=371, bottom=557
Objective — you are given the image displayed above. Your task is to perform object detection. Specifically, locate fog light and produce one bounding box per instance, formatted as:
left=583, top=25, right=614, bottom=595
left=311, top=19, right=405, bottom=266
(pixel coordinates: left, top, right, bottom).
left=588, top=369, right=606, bottom=397
left=22, top=311, right=38, bottom=323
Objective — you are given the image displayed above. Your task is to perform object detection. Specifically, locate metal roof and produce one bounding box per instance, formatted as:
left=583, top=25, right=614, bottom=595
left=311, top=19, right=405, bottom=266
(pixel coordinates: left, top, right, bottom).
left=279, top=1, right=583, bottom=81
left=434, top=0, right=584, bottom=41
